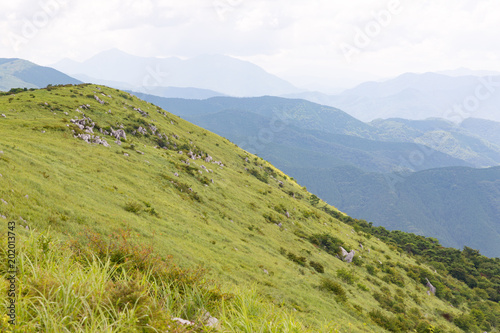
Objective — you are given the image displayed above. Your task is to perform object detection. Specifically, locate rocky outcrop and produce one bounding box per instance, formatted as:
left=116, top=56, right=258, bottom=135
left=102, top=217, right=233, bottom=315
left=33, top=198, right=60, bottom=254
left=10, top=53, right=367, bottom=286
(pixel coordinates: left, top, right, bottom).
left=339, top=246, right=355, bottom=263
left=94, top=95, right=105, bottom=104
left=74, top=133, right=110, bottom=147
left=134, top=107, right=148, bottom=117
left=110, top=128, right=126, bottom=140
left=425, top=278, right=436, bottom=295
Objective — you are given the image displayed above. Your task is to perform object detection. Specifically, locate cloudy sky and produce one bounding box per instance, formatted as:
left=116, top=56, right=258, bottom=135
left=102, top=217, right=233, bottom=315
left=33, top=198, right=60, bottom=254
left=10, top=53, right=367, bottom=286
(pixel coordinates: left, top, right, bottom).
left=1, top=0, right=500, bottom=91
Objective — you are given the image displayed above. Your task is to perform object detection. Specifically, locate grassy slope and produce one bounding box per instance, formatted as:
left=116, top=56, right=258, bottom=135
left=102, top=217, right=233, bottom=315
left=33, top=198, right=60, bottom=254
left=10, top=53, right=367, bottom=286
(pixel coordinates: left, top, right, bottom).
left=0, top=84, right=471, bottom=332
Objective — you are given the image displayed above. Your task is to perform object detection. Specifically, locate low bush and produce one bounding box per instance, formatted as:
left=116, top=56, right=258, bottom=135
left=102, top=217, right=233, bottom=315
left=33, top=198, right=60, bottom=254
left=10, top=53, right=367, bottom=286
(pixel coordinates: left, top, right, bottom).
left=320, top=277, right=347, bottom=302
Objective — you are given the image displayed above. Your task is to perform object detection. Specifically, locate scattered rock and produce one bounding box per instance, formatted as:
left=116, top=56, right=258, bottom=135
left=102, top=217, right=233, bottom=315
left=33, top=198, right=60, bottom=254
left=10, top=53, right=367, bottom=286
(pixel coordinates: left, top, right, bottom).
left=134, top=107, right=148, bottom=117
left=148, top=124, right=157, bottom=134
left=25, top=195, right=29, bottom=199
left=263, top=269, right=269, bottom=274
left=1, top=198, right=7, bottom=205
left=1, top=114, right=6, bottom=117
left=94, top=95, right=105, bottom=104
left=123, top=153, right=129, bottom=157
left=202, top=311, right=219, bottom=328
left=136, top=150, right=144, bottom=155
left=339, top=246, right=355, bottom=263
left=137, top=126, right=147, bottom=135
left=425, top=278, right=436, bottom=295
left=111, top=128, right=126, bottom=140
left=0, top=215, right=6, bottom=219
left=172, top=318, right=194, bottom=326
left=174, top=172, right=179, bottom=177
left=74, top=133, right=110, bottom=147
left=285, top=211, right=290, bottom=218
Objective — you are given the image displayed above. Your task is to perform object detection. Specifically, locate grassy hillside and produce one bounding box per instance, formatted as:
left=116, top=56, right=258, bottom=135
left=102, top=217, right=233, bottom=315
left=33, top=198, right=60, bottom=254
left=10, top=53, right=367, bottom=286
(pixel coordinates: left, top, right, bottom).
left=0, top=84, right=499, bottom=332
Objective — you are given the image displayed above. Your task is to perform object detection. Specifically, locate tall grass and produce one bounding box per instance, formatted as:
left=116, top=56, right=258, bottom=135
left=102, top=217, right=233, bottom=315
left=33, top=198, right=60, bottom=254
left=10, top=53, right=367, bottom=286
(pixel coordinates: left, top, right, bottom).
left=0, top=229, right=311, bottom=332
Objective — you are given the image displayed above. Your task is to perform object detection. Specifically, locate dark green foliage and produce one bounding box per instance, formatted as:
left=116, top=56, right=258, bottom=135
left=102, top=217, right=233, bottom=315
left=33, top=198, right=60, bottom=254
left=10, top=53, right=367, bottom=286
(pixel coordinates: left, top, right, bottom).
left=308, top=233, right=346, bottom=257
left=263, top=212, right=282, bottom=224
left=309, top=261, right=324, bottom=273
left=357, top=283, right=369, bottom=291
left=124, top=201, right=142, bottom=213
left=336, top=268, right=356, bottom=284
left=248, top=168, right=268, bottom=183
left=320, top=277, right=347, bottom=302
left=283, top=250, right=307, bottom=267
left=309, top=194, right=320, bottom=206
left=366, top=264, right=377, bottom=276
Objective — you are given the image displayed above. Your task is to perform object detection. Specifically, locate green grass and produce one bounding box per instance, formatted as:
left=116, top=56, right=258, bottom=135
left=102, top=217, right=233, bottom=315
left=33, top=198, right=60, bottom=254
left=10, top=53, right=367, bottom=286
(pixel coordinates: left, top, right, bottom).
left=0, top=84, right=492, bottom=332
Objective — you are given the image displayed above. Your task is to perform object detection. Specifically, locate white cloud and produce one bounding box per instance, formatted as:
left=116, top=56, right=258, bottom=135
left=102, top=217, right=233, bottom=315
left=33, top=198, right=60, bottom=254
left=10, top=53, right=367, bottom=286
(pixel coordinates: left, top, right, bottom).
left=1, top=0, right=500, bottom=90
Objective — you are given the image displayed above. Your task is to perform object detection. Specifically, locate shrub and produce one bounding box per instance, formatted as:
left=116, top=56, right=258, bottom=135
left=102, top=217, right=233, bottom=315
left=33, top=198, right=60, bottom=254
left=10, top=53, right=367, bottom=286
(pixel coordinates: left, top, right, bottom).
left=320, top=278, right=347, bottom=302
left=366, top=264, right=377, bottom=276
left=309, top=261, right=325, bottom=273
left=286, top=252, right=307, bottom=267
left=124, top=201, right=142, bottom=213
left=308, top=233, right=346, bottom=257
left=337, top=268, right=357, bottom=285
left=357, top=283, right=369, bottom=292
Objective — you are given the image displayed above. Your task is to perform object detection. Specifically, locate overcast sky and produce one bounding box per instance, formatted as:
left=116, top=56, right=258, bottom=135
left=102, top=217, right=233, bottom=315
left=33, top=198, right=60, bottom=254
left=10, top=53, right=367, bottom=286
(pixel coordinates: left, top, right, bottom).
left=1, top=0, right=500, bottom=91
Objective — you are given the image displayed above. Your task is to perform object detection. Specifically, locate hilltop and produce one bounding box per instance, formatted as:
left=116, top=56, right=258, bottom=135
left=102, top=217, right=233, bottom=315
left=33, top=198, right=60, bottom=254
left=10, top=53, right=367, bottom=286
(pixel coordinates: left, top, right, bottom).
left=1, top=84, right=499, bottom=332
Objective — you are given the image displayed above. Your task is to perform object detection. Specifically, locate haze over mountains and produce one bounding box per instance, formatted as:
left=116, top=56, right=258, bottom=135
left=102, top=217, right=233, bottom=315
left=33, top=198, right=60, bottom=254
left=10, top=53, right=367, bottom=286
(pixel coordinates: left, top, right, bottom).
left=51, top=49, right=500, bottom=124
left=286, top=72, right=500, bottom=123
left=52, top=49, right=301, bottom=97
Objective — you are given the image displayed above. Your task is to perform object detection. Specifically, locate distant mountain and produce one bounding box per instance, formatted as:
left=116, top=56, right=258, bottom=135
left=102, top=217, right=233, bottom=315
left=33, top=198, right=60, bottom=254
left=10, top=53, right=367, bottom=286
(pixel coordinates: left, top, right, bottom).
left=436, top=67, right=500, bottom=77
left=52, top=49, right=301, bottom=97
left=287, top=165, right=500, bottom=258
left=0, top=58, right=81, bottom=91
left=132, top=93, right=473, bottom=174
left=371, top=118, right=500, bottom=167
left=460, top=118, right=500, bottom=147
left=286, top=72, right=500, bottom=122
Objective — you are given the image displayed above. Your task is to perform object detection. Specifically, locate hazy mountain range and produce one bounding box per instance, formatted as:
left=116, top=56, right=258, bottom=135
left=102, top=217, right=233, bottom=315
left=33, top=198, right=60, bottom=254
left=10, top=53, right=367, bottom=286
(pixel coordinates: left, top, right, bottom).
left=52, top=48, right=301, bottom=97
left=286, top=72, right=500, bottom=122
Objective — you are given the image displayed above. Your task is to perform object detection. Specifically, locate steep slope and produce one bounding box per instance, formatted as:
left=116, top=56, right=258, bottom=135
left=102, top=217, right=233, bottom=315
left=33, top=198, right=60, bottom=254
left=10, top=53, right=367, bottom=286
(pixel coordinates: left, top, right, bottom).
left=0, top=58, right=81, bottom=91
left=52, top=49, right=301, bottom=97
left=1, top=84, right=499, bottom=332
